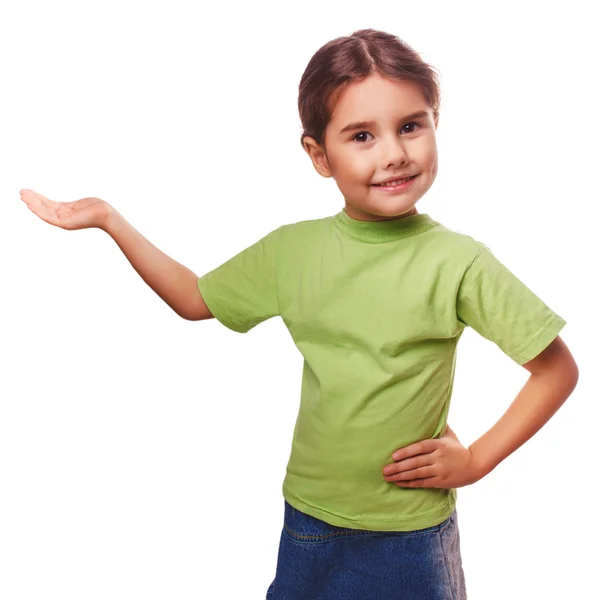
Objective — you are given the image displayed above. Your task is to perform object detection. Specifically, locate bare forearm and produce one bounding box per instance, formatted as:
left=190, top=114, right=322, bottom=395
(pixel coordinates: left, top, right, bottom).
left=469, top=369, right=578, bottom=477
left=101, top=204, right=200, bottom=320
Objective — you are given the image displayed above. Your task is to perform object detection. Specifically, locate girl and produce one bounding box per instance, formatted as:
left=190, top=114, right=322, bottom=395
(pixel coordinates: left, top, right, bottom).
left=20, top=28, right=578, bottom=600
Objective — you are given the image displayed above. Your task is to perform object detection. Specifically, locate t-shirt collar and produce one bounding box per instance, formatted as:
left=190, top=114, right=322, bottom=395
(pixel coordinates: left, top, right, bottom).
left=334, top=207, right=436, bottom=243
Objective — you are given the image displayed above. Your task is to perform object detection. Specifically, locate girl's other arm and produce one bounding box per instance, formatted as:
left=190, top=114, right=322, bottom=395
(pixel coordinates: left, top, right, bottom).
left=103, top=205, right=213, bottom=322
left=469, top=335, right=579, bottom=478
left=19, top=189, right=212, bottom=322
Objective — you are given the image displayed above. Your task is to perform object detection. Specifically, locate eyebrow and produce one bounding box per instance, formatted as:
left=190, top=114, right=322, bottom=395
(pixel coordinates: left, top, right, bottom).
left=338, top=110, right=430, bottom=135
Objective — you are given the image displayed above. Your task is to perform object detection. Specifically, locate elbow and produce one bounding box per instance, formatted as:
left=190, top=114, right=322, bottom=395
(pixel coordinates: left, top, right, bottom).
left=531, top=358, right=579, bottom=393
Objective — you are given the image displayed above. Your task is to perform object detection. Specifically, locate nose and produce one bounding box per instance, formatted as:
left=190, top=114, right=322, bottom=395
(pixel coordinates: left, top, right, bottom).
left=380, top=133, right=409, bottom=167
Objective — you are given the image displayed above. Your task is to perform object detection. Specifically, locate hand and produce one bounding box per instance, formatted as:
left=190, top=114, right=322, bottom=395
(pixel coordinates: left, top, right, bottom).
left=382, top=424, right=483, bottom=489
left=19, top=189, right=111, bottom=231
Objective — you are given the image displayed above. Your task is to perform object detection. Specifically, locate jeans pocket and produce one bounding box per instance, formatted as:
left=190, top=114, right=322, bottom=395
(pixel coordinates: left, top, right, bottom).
left=283, top=501, right=374, bottom=544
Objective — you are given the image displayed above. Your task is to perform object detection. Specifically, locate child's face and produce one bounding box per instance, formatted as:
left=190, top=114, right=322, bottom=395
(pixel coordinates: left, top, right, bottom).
left=304, top=73, right=439, bottom=221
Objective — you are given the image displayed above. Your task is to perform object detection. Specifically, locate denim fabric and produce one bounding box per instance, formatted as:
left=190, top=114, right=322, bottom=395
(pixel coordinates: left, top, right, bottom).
left=265, top=500, right=467, bottom=599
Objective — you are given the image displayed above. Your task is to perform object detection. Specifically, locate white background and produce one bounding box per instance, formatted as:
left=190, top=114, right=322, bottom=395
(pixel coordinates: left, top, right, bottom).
left=1, top=1, right=597, bottom=598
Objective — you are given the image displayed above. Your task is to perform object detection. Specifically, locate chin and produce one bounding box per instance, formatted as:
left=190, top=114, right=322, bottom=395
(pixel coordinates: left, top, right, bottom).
left=371, top=204, right=418, bottom=218
left=346, top=202, right=418, bottom=221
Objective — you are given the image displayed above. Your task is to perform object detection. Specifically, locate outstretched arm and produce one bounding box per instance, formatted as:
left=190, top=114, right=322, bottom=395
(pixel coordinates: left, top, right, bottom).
left=19, top=189, right=213, bottom=322
left=104, top=206, right=212, bottom=321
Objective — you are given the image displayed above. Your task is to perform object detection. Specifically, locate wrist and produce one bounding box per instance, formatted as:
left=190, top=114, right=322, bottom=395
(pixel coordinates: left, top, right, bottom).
left=469, top=443, right=495, bottom=480
left=99, top=202, right=121, bottom=234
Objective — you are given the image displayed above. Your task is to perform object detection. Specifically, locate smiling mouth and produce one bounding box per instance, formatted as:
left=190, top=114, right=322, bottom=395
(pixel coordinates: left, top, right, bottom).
left=372, top=175, right=419, bottom=187
left=371, top=175, right=420, bottom=191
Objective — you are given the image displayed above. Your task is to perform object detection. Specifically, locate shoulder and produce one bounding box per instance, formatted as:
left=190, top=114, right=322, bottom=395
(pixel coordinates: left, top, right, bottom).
left=424, top=218, right=490, bottom=267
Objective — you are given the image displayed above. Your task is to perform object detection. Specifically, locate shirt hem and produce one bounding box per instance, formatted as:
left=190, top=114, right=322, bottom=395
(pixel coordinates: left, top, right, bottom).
left=282, top=483, right=457, bottom=532
left=196, top=275, right=248, bottom=333
left=509, top=313, right=567, bottom=365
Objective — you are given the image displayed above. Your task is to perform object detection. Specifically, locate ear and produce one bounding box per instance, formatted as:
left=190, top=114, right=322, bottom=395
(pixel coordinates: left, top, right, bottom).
left=303, top=136, right=333, bottom=179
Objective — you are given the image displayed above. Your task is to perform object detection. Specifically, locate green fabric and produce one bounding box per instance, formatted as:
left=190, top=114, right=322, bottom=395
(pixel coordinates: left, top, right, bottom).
left=197, top=209, right=566, bottom=531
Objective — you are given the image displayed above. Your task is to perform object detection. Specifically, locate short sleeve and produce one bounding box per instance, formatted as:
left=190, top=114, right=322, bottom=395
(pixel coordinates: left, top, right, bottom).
left=456, top=243, right=567, bottom=365
left=197, top=227, right=280, bottom=333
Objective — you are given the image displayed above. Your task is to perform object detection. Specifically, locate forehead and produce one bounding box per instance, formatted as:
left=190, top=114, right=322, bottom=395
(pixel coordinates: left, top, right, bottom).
left=329, top=74, right=429, bottom=125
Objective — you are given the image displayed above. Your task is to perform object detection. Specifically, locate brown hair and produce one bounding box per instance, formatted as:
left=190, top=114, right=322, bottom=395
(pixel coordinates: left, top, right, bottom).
left=298, top=28, right=441, bottom=152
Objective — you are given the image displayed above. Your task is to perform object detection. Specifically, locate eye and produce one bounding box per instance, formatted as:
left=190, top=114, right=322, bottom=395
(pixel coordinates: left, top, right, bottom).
left=352, top=131, right=373, bottom=143
left=351, top=122, right=422, bottom=143
left=402, top=121, right=421, bottom=134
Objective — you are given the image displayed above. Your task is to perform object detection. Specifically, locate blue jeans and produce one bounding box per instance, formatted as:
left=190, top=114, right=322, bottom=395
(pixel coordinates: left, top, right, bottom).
left=266, top=500, right=467, bottom=599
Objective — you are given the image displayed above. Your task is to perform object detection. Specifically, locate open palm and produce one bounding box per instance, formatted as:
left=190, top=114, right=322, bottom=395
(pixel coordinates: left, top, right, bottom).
left=19, top=189, right=109, bottom=231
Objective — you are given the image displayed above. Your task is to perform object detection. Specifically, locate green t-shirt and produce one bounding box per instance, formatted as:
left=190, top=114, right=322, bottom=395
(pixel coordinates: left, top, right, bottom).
left=197, top=209, right=566, bottom=531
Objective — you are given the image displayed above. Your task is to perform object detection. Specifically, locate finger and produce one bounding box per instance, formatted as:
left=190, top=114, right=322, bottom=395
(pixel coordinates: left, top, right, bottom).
left=26, top=190, right=57, bottom=210
left=387, top=465, right=436, bottom=482
left=392, top=439, right=437, bottom=460
left=21, top=192, right=50, bottom=214
left=22, top=196, right=63, bottom=227
left=24, top=202, right=57, bottom=226
left=384, top=455, right=431, bottom=475
left=20, top=190, right=42, bottom=211
left=20, top=189, right=55, bottom=213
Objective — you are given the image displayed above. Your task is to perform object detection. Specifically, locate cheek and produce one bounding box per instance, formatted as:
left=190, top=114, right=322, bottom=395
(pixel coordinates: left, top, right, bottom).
left=424, top=140, right=438, bottom=170
left=336, top=160, right=371, bottom=184
left=350, top=159, right=375, bottom=182
left=331, top=151, right=376, bottom=185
